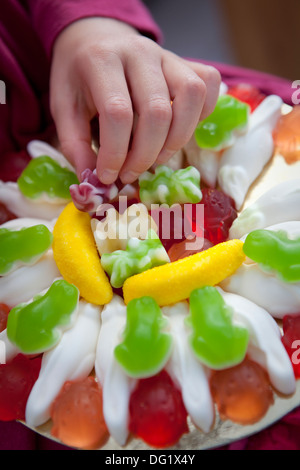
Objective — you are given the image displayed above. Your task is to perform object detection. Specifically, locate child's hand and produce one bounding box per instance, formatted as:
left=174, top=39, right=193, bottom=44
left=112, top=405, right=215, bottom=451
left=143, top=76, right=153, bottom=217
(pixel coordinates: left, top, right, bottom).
left=50, top=17, right=221, bottom=184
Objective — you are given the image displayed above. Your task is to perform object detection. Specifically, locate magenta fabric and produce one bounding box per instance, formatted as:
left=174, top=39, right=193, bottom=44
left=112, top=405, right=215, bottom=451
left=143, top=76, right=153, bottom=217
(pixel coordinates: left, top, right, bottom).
left=201, top=59, right=295, bottom=106
left=0, top=0, right=298, bottom=452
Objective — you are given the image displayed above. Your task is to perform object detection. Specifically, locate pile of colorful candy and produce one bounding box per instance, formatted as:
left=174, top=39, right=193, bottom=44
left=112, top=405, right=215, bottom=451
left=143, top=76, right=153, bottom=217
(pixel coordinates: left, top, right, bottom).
left=0, top=84, right=300, bottom=450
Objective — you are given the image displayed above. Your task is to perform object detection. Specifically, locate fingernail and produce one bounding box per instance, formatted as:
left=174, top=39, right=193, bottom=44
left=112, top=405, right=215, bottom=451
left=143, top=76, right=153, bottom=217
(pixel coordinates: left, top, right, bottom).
left=100, top=169, right=118, bottom=184
left=120, top=171, right=139, bottom=184
left=156, top=149, right=175, bottom=164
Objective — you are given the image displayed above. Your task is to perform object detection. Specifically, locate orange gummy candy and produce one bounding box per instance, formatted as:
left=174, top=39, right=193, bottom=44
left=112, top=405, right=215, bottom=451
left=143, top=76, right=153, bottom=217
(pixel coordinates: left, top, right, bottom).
left=50, top=377, right=109, bottom=450
left=273, top=106, right=300, bottom=164
left=167, top=237, right=213, bottom=262
left=210, top=357, right=274, bottom=425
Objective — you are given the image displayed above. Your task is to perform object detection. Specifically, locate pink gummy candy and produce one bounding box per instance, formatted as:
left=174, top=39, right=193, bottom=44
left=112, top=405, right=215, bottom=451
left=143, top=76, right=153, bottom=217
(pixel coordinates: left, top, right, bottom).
left=0, top=354, right=42, bottom=421
left=69, top=169, right=118, bottom=215
left=51, top=377, right=109, bottom=450
left=210, top=357, right=274, bottom=425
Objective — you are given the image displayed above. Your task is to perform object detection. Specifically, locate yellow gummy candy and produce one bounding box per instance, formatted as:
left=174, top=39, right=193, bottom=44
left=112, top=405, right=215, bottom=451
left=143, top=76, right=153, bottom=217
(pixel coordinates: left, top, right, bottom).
left=123, top=239, right=245, bottom=306
left=52, top=202, right=113, bottom=305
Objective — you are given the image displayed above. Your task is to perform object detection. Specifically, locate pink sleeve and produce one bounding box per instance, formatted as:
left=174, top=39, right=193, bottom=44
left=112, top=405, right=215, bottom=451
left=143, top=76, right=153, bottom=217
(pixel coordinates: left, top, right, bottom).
left=25, top=0, right=163, bottom=57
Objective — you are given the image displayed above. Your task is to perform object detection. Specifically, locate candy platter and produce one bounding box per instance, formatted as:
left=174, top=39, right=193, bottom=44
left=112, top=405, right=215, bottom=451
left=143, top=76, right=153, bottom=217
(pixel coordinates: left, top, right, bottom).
left=25, top=104, right=300, bottom=450
left=1, top=88, right=300, bottom=450
left=24, top=380, right=300, bottom=450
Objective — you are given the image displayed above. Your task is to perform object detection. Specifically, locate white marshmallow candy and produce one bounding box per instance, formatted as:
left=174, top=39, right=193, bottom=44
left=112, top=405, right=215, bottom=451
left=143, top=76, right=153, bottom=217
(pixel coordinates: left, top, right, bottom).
left=25, top=301, right=102, bottom=427
left=0, top=182, right=66, bottom=220
left=217, top=288, right=296, bottom=396
left=164, top=302, right=215, bottom=433
left=218, top=95, right=283, bottom=210
left=229, top=179, right=300, bottom=239
left=95, top=295, right=137, bottom=447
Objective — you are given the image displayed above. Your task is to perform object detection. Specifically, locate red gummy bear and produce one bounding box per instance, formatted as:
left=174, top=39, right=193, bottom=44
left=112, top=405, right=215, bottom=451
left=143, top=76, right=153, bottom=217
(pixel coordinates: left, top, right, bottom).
left=227, top=84, right=266, bottom=112
left=282, top=314, right=300, bottom=378
left=185, top=188, right=237, bottom=246
left=51, top=377, right=109, bottom=450
left=129, top=370, right=188, bottom=448
left=0, top=203, right=16, bottom=226
left=0, top=150, right=31, bottom=182
left=0, top=354, right=42, bottom=421
left=210, top=357, right=274, bottom=425
left=0, top=304, right=10, bottom=332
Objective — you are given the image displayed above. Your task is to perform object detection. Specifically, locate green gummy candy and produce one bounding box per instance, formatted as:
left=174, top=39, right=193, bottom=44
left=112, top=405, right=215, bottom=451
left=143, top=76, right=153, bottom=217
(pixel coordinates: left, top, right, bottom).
left=194, top=95, right=249, bottom=150
left=186, top=286, right=248, bottom=370
left=114, top=296, right=173, bottom=378
left=17, top=156, right=79, bottom=200
left=243, top=229, right=300, bottom=282
left=7, top=279, right=79, bottom=354
left=139, top=165, right=202, bottom=207
left=101, top=229, right=169, bottom=288
left=0, top=224, right=53, bottom=275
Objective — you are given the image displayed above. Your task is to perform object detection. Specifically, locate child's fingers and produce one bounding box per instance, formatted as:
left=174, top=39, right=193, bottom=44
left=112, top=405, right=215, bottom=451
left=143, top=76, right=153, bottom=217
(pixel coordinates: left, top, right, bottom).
left=51, top=103, right=97, bottom=181
left=182, top=59, right=222, bottom=121
left=155, top=55, right=207, bottom=164
left=156, top=57, right=221, bottom=165
left=84, top=52, right=134, bottom=185
left=118, top=50, right=172, bottom=184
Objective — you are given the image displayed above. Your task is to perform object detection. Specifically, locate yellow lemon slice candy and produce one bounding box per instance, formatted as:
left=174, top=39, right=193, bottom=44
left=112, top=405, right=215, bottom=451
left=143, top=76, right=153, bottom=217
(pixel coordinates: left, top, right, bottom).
left=123, top=239, right=245, bottom=306
left=52, top=202, right=113, bottom=305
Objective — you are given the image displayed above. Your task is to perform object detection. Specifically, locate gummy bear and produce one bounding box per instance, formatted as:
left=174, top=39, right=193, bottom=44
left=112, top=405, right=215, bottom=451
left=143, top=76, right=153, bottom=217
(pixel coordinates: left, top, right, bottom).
left=114, top=296, right=173, bottom=378
left=7, top=279, right=79, bottom=354
left=194, top=95, right=249, bottom=150
left=186, top=287, right=249, bottom=369
left=0, top=150, right=31, bottom=182
left=101, top=229, right=170, bottom=288
left=243, top=229, right=300, bottom=282
left=139, top=165, right=202, bottom=208
left=210, top=357, right=274, bottom=425
left=0, top=224, right=53, bottom=275
left=0, top=202, right=16, bottom=226
left=273, top=106, right=300, bottom=164
left=51, top=377, right=109, bottom=450
left=185, top=188, right=237, bottom=245
left=17, top=156, right=79, bottom=201
left=129, top=370, right=188, bottom=448
left=227, top=84, right=266, bottom=112
left=0, top=303, right=10, bottom=332
left=282, top=314, right=300, bottom=378
left=0, top=354, right=42, bottom=421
